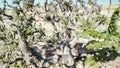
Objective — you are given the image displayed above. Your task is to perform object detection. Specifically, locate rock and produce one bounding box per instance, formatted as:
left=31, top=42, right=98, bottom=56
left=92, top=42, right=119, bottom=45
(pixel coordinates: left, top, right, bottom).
left=59, top=64, right=68, bottom=68
left=77, top=37, right=95, bottom=48
left=63, top=46, right=71, bottom=55
left=54, top=49, right=63, bottom=55
left=43, top=62, right=50, bottom=68
left=69, top=38, right=77, bottom=48
left=45, top=49, right=56, bottom=58
left=60, top=45, right=64, bottom=52
left=41, top=49, right=46, bottom=59
left=77, top=38, right=89, bottom=44
left=75, top=61, right=84, bottom=68
left=1, top=63, right=9, bottom=68
left=38, top=42, right=46, bottom=46
left=74, top=43, right=83, bottom=49
left=71, top=48, right=79, bottom=57
left=32, top=42, right=46, bottom=51
left=47, top=55, right=59, bottom=64
left=49, top=63, right=60, bottom=68
left=95, top=24, right=108, bottom=32
left=59, top=55, right=74, bottom=66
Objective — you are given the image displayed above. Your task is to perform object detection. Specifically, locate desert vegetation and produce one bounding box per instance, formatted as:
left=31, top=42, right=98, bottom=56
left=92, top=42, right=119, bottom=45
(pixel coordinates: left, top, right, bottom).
left=0, top=0, right=120, bottom=68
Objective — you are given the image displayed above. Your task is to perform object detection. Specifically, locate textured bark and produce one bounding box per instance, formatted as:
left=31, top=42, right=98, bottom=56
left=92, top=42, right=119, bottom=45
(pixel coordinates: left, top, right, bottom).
left=44, top=0, right=48, bottom=11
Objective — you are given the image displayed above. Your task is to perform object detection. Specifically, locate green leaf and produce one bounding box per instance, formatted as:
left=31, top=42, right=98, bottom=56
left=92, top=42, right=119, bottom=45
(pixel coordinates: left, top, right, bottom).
left=86, top=56, right=102, bottom=68
left=86, top=41, right=111, bottom=49
left=85, top=29, right=106, bottom=39
left=64, top=19, right=69, bottom=27
left=108, top=6, right=120, bottom=35
left=85, top=56, right=94, bottom=64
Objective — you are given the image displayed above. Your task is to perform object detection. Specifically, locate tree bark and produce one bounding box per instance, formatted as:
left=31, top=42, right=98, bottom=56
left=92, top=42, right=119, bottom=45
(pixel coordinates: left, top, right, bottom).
left=44, top=0, right=48, bottom=11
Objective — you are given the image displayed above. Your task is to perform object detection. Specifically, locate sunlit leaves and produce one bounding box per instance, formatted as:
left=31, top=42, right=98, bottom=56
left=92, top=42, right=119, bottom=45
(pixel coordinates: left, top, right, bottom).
left=108, top=6, right=120, bottom=35
left=64, top=18, right=69, bottom=27
left=86, top=29, right=107, bottom=38
left=85, top=56, right=101, bottom=68
left=86, top=41, right=111, bottom=50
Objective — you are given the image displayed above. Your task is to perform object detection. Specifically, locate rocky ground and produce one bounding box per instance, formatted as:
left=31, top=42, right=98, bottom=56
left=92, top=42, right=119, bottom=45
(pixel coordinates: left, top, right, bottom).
left=0, top=4, right=120, bottom=68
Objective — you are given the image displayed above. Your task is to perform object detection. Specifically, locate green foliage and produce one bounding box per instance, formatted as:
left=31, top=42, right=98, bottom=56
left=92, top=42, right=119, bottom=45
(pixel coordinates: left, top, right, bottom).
left=10, top=60, right=27, bottom=68
left=79, top=18, right=98, bottom=30
left=108, top=6, right=120, bottom=35
left=95, top=15, right=109, bottom=24
left=86, top=41, right=109, bottom=49
left=86, top=6, right=120, bottom=50
left=85, top=56, right=102, bottom=68
left=0, top=23, right=16, bottom=45
left=17, top=60, right=27, bottom=68
left=63, top=18, right=69, bottom=27
left=86, top=48, right=119, bottom=67
left=85, top=29, right=105, bottom=38
left=85, top=6, right=120, bottom=67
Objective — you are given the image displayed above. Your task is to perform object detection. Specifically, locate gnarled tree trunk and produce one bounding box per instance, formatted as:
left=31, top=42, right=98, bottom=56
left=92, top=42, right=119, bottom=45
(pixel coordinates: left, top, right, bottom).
left=44, top=0, right=48, bottom=11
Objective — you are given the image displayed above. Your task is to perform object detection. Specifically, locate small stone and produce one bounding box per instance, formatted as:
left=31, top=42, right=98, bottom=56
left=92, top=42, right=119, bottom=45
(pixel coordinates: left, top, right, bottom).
left=75, top=61, right=84, bottom=68
left=49, top=63, right=60, bottom=68
left=74, top=43, right=83, bottom=49
left=33, top=42, right=46, bottom=51
left=38, top=42, right=46, bottom=46
left=41, top=49, right=46, bottom=59
left=60, top=64, right=68, bottom=68
left=69, top=38, right=77, bottom=48
left=43, top=62, right=49, bottom=67
left=47, top=55, right=59, bottom=64
left=59, top=55, right=74, bottom=66
left=54, top=49, right=63, bottom=55
left=60, top=45, right=64, bottom=51
left=95, top=24, right=108, bottom=32
left=77, top=38, right=89, bottom=44
left=63, top=46, right=71, bottom=55
left=71, top=48, right=79, bottom=57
